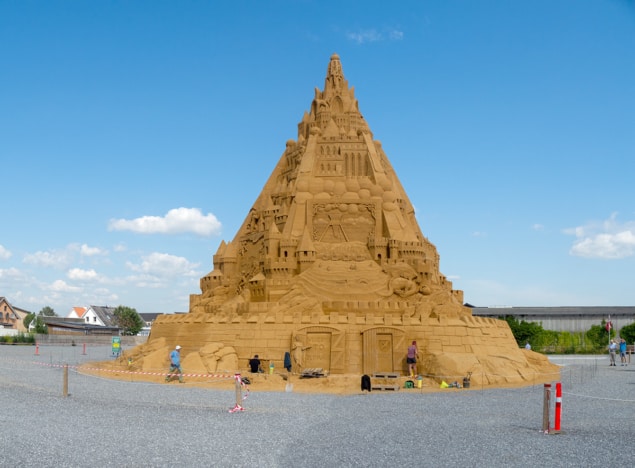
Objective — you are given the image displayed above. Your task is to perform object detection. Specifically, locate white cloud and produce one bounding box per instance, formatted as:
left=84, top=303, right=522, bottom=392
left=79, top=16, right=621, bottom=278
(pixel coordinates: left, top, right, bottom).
left=80, top=244, right=105, bottom=256
left=126, top=274, right=168, bottom=289
left=532, top=224, right=544, bottom=231
left=126, top=252, right=200, bottom=278
left=566, top=213, right=635, bottom=259
left=347, top=29, right=382, bottom=44
left=0, top=267, right=24, bottom=280
left=22, top=244, right=106, bottom=269
left=67, top=268, right=99, bottom=281
left=388, top=29, right=404, bottom=40
left=347, top=27, right=403, bottom=44
left=23, top=249, right=72, bottom=268
left=109, top=207, right=222, bottom=236
left=48, top=279, right=81, bottom=293
left=0, top=244, right=12, bottom=260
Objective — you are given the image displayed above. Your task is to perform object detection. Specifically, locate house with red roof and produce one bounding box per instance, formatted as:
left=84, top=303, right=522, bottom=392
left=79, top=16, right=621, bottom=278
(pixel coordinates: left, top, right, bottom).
left=67, top=306, right=88, bottom=320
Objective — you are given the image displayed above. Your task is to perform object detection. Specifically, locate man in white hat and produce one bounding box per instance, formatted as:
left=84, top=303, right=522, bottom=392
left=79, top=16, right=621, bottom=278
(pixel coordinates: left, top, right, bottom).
left=166, top=345, right=184, bottom=383
left=609, top=340, right=617, bottom=367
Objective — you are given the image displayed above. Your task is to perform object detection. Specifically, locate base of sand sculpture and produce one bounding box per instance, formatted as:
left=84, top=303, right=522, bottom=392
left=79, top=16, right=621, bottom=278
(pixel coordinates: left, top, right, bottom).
left=87, top=290, right=561, bottom=394
left=87, top=290, right=561, bottom=392
left=85, top=341, right=560, bottom=395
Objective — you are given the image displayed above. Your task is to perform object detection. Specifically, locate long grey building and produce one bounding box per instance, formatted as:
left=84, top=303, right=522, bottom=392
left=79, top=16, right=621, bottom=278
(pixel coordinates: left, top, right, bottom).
left=468, top=305, right=635, bottom=333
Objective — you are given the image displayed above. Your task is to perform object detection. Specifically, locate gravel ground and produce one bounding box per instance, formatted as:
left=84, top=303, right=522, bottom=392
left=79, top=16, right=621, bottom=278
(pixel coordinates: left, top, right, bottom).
left=1, top=345, right=633, bottom=467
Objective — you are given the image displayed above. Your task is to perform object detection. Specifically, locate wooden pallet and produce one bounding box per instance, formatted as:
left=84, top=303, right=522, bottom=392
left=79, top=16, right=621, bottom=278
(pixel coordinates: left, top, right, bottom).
left=370, top=372, right=400, bottom=391
left=371, top=384, right=400, bottom=391
left=372, top=372, right=400, bottom=379
left=299, top=368, right=326, bottom=378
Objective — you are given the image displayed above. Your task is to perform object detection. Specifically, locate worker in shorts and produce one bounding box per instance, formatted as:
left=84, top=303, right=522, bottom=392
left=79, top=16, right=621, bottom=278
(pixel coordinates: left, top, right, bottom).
left=407, top=340, right=418, bottom=378
left=166, top=345, right=184, bottom=382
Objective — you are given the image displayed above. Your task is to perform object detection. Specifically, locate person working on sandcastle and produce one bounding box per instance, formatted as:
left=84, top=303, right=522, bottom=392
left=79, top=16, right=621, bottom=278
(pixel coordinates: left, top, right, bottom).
left=407, top=340, right=418, bottom=378
left=166, top=345, right=184, bottom=383
left=249, top=354, right=263, bottom=373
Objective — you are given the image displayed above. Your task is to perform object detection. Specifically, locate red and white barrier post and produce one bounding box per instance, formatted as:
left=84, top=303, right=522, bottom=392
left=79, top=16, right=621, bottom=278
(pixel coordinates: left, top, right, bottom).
left=229, top=373, right=245, bottom=413
left=82, top=343, right=87, bottom=355
left=35, top=343, right=39, bottom=356
left=553, top=382, right=562, bottom=433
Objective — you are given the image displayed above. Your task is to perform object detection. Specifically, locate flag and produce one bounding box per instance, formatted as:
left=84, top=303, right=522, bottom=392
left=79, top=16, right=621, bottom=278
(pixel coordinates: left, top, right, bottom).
left=605, top=321, right=612, bottom=332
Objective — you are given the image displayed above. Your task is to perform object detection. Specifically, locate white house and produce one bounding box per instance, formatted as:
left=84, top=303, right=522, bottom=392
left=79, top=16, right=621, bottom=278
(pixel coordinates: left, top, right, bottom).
left=67, top=307, right=87, bottom=319
left=81, top=306, right=117, bottom=327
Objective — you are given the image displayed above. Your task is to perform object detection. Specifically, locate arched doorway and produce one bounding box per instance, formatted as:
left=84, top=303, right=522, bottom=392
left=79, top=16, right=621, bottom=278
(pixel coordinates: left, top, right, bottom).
left=361, top=326, right=405, bottom=375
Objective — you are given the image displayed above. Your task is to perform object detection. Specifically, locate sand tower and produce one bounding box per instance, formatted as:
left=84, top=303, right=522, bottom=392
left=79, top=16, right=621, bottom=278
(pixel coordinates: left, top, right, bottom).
left=140, top=54, right=557, bottom=385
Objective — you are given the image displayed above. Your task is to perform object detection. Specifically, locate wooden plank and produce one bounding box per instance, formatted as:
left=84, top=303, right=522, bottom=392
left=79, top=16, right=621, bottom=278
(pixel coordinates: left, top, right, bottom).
left=372, top=372, right=400, bottom=379
left=371, top=384, right=400, bottom=391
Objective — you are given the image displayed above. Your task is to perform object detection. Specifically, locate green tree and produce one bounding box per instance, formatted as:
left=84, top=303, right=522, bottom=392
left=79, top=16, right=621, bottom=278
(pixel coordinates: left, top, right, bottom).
left=23, top=313, right=35, bottom=330
left=585, top=321, right=614, bottom=351
left=113, top=306, right=144, bottom=336
left=619, top=322, right=635, bottom=344
left=528, top=329, right=559, bottom=352
left=38, top=306, right=57, bottom=317
left=25, top=313, right=48, bottom=334
left=501, top=315, right=545, bottom=347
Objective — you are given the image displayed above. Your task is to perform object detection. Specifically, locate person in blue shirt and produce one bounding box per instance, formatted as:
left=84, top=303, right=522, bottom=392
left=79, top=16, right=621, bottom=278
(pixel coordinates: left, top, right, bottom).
left=619, top=338, right=628, bottom=366
left=166, top=345, right=184, bottom=382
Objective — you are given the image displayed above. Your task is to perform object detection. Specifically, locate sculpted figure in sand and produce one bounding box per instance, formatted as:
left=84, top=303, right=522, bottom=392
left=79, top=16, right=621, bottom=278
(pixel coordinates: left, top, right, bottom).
left=292, top=339, right=311, bottom=371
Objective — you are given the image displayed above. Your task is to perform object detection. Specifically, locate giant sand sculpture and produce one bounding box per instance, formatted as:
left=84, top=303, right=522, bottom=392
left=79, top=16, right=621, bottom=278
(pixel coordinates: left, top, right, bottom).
left=114, top=54, right=558, bottom=390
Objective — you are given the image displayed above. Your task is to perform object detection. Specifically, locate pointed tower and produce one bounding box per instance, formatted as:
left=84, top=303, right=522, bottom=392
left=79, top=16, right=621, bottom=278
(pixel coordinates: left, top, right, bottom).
left=192, top=53, right=451, bottom=310
left=147, top=54, right=558, bottom=384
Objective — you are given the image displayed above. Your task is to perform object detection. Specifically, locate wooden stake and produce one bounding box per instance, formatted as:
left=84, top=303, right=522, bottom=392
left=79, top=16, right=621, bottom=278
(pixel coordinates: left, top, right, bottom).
left=63, top=364, right=69, bottom=397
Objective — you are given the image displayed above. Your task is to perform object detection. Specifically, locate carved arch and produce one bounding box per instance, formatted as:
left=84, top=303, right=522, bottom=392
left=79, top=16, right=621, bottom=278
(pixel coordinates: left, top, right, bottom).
left=332, top=96, right=343, bottom=114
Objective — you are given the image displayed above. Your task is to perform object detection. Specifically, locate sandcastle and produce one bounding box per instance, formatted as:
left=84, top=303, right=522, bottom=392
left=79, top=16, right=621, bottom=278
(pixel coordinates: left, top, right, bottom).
left=123, top=54, right=558, bottom=387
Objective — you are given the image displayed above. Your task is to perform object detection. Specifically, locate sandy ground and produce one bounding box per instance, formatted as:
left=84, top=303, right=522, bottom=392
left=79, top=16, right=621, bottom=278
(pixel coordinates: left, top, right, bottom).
left=80, top=360, right=558, bottom=395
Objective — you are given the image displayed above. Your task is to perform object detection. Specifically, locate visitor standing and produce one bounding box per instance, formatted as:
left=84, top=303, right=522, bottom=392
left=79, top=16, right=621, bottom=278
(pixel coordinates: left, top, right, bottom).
left=166, top=345, right=184, bottom=382
left=525, top=342, right=531, bottom=350
left=608, top=340, right=617, bottom=366
left=407, top=340, right=418, bottom=378
left=619, top=338, right=627, bottom=366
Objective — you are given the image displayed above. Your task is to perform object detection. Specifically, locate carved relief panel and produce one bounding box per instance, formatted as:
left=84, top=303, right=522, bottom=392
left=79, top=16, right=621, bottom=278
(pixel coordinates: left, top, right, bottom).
left=309, top=202, right=378, bottom=244
left=291, top=326, right=344, bottom=373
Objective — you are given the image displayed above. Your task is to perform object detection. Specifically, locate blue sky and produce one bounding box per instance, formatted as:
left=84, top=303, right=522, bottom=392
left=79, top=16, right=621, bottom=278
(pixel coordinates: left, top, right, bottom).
left=1, top=1, right=634, bottom=315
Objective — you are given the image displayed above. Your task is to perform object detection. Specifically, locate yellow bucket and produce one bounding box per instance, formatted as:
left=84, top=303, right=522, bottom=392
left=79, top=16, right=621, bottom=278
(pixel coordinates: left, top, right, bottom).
left=416, top=378, right=422, bottom=389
